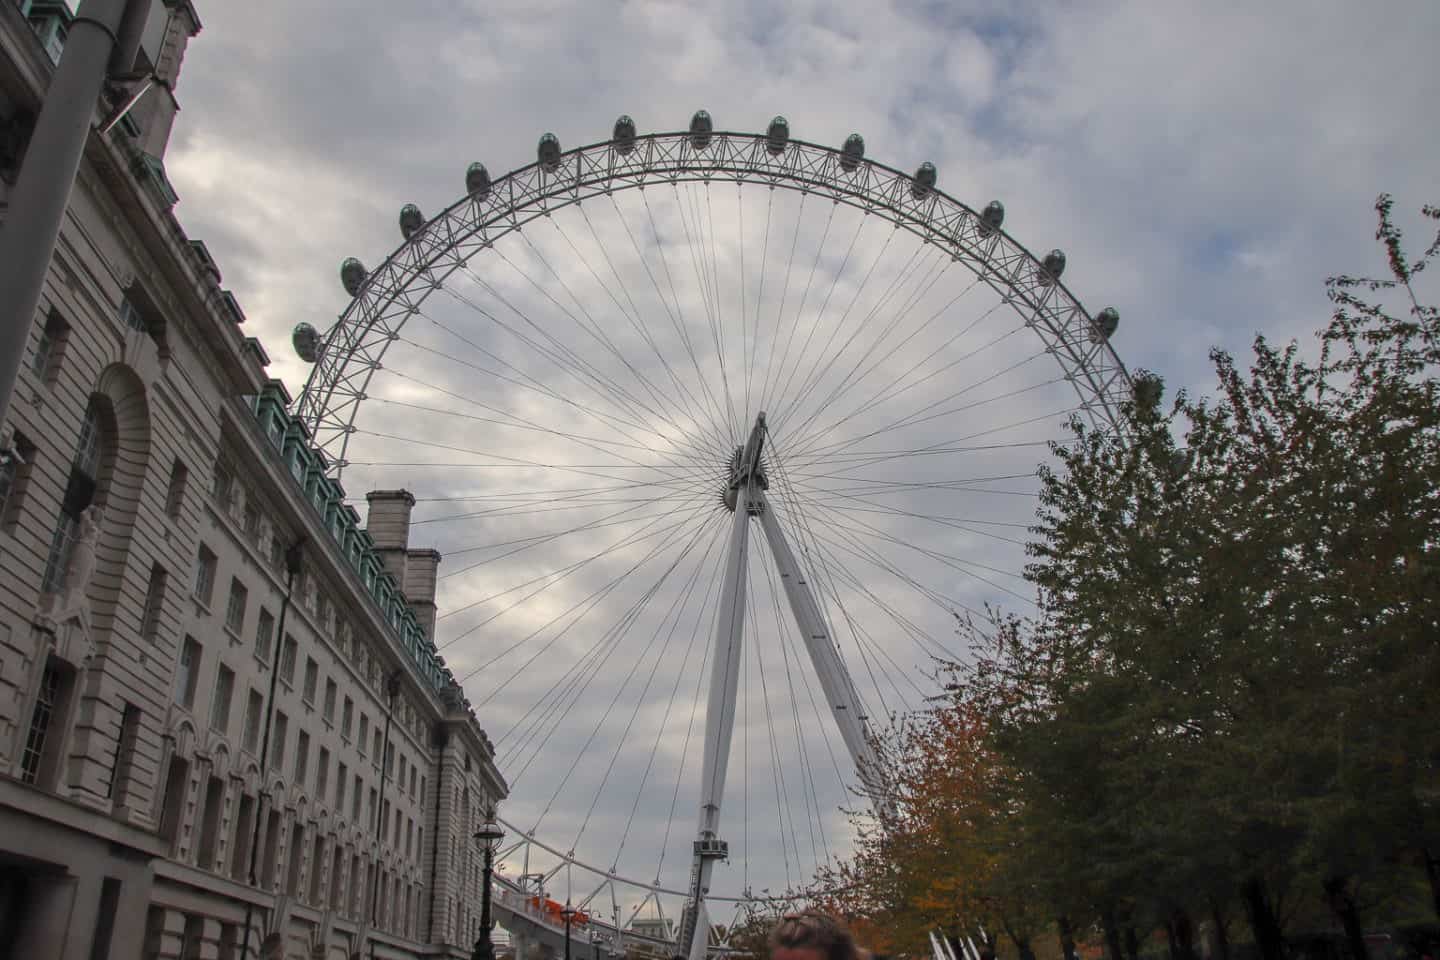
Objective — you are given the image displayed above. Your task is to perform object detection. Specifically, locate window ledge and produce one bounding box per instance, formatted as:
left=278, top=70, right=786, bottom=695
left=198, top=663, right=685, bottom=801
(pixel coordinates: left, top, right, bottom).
left=224, top=625, right=243, bottom=647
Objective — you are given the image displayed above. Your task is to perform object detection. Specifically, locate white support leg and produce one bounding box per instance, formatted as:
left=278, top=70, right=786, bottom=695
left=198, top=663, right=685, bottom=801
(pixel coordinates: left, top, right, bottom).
left=679, top=483, right=753, bottom=960
left=755, top=492, right=886, bottom=800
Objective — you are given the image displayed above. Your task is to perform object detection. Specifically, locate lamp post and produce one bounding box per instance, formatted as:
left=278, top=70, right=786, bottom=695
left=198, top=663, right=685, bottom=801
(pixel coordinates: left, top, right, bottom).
left=561, top=903, right=577, bottom=960
left=472, top=809, right=505, bottom=960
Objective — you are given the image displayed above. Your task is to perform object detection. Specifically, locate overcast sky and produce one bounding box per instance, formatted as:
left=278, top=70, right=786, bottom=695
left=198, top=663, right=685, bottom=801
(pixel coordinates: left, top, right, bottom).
left=165, top=0, right=1439, bottom=930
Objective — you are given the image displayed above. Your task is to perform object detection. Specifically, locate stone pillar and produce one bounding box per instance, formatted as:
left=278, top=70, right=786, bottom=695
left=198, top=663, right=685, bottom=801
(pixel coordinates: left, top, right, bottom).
left=195, top=916, right=224, bottom=960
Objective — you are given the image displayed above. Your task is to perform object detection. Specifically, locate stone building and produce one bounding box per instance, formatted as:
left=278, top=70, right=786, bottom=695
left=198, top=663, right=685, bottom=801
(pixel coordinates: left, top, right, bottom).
left=0, top=2, right=506, bottom=957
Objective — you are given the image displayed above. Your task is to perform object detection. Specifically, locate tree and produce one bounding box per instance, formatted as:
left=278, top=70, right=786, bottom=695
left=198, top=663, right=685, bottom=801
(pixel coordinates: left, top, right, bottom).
left=827, top=197, right=1440, bottom=960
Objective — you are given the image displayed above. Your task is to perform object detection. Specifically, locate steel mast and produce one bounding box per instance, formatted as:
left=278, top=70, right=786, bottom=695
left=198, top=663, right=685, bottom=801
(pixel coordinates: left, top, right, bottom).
left=678, top=414, right=885, bottom=960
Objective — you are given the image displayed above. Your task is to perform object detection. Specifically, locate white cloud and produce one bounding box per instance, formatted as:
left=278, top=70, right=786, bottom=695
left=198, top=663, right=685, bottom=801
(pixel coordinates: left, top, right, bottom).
left=167, top=0, right=1439, bottom=925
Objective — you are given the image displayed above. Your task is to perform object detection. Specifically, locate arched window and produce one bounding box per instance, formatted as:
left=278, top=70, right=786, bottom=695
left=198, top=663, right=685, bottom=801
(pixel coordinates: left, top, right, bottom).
left=41, top=396, right=113, bottom=594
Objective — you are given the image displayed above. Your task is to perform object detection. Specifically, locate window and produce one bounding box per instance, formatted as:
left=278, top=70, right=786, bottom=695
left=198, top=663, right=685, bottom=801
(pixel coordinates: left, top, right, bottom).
left=317, top=747, right=330, bottom=800
left=211, top=463, right=233, bottom=507
left=279, top=634, right=297, bottom=686
left=243, top=689, right=263, bottom=753
left=302, top=657, right=318, bottom=705
left=193, top=544, right=217, bottom=607
left=398, top=754, right=406, bottom=789
left=0, top=430, right=36, bottom=528
left=32, top=309, right=69, bottom=382
left=385, top=743, right=394, bottom=777
left=294, top=731, right=309, bottom=787
left=323, top=679, right=337, bottom=724
left=140, top=564, right=167, bottom=642
left=336, top=761, right=348, bottom=811
left=341, top=696, right=353, bottom=740
left=110, top=703, right=140, bottom=809
left=159, top=756, right=190, bottom=846
left=270, top=711, right=287, bottom=771
left=268, top=533, right=285, bottom=569
left=230, top=795, right=255, bottom=881
left=352, top=773, right=363, bottom=821
left=358, top=714, right=369, bottom=756
left=42, top=397, right=109, bottom=594
left=197, top=775, right=224, bottom=870
left=21, top=661, right=67, bottom=784
left=373, top=730, right=382, bottom=764
left=409, top=766, right=417, bottom=799
left=210, top=665, right=234, bottom=734
left=176, top=637, right=201, bottom=709
left=164, top=459, right=187, bottom=518
left=255, top=608, right=274, bottom=664
left=224, top=577, right=248, bottom=634
left=368, top=787, right=377, bottom=831
left=242, top=501, right=260, bottom=539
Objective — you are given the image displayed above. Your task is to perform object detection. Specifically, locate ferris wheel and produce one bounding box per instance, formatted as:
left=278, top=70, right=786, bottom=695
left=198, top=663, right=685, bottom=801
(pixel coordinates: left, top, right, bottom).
left=293, top=112, right=1129, bottom=958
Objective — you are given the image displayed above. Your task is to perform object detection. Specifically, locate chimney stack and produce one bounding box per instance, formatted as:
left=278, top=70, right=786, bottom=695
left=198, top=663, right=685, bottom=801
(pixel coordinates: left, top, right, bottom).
left=365, top=489, right=414, bottom=583
left=365, top=490, right=441, bottom=642
left=404, top=549, right=441, bottom=642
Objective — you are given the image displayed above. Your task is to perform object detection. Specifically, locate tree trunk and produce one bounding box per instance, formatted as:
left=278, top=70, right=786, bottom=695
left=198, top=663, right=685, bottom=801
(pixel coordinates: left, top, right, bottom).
left=1241, top=876, right=1285, bottom=960
left=1124, top=925, right=1141, bottom=960
left=1323, top=875, right=1369, bottom=960
left=1209, top=898, right=1231, bottom=960
left=1172, top=907, right=1198, bottom=960
left=1058, top=916, right=1079, bottom=960
left=1165, top=917, right=1180, bottom=960
left=1103, top=908, right=1126, bottom=960
left=1425, top=847, right=1440, bottom=922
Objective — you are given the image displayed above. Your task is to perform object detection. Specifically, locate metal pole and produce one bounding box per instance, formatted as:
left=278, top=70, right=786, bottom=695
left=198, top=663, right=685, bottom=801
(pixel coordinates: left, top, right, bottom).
left=754, top=492, right=886, bottom=802
left=0, top=0, right=134, bottom=427
left=473, top=842, right=496, bottom=960
left=679, top=414, right=766, bottom=960
left=240, top=540, right=305, bottom=960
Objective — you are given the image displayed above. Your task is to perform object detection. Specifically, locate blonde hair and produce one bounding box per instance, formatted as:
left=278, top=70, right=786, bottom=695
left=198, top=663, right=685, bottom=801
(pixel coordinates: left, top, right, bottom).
left=769, top=911, right=860, bottom=960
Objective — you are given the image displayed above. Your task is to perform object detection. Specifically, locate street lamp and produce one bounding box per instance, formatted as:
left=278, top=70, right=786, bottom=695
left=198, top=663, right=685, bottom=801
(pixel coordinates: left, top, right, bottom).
left=472, top=808, right=505, bottom=960
left=561, top=903, right=577, bottom=960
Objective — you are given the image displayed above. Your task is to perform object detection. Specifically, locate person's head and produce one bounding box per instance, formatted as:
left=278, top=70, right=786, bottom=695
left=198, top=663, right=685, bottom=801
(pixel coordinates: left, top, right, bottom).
left=769, top=911, right=860, bottom=960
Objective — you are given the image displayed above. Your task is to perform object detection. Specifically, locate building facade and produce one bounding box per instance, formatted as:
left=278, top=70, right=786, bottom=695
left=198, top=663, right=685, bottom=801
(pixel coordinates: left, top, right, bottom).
left=0, top=3, right=507, bottom=958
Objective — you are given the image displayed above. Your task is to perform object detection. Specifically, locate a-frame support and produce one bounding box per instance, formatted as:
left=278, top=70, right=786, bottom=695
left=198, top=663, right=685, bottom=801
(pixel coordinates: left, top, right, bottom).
left=677, top=414, right=883, bottom=960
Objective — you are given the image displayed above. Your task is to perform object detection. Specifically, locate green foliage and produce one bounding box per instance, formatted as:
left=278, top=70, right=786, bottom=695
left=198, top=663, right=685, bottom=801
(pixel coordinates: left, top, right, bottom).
left=826, top=198, right=1440, bottom=957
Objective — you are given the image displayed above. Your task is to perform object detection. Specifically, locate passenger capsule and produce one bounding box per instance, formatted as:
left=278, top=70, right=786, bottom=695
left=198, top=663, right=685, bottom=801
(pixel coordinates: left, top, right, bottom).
left=689, top=110, right=713, bottom=151
left=1040, top=248, right=1067, bottom=284
left=399, top=204, right=425, bottom=240
left=911, top=161, right=937, bottom=199
left=292, top=322, right=321, bottom=363
left=340, top=257, right=368, bottom=297
left=979, top=200, right=1005, bottom=235
left=537, top=132, right=562, bottom=172
left=613, top=115, right=637, bottom=154
left=1094, top=306, right=1120, bottom=340
left=840, top=133, right=865, bottom=172
left=465, top=162, right=491, bottom=200
left=766, top=116, right=790, bottom=155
